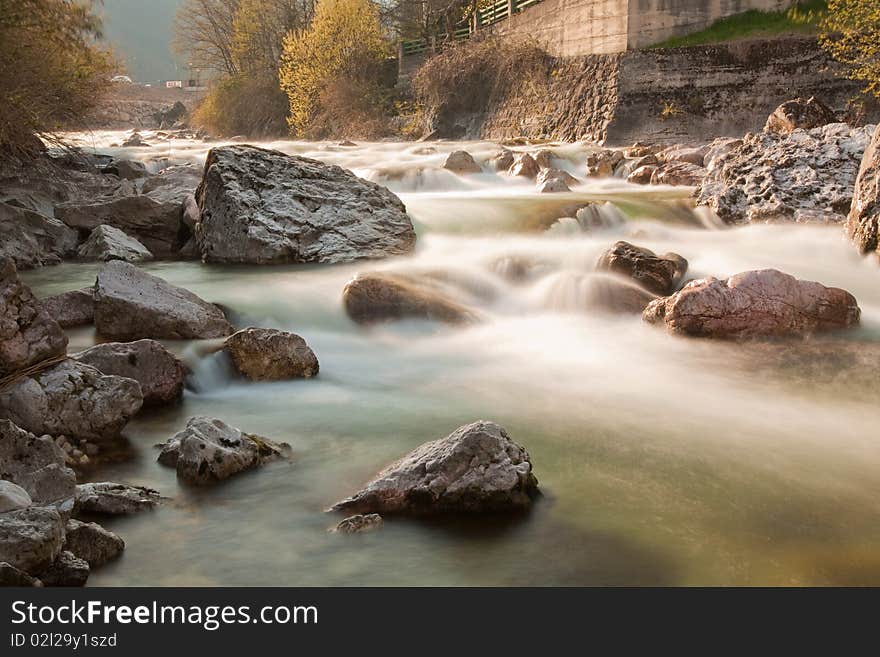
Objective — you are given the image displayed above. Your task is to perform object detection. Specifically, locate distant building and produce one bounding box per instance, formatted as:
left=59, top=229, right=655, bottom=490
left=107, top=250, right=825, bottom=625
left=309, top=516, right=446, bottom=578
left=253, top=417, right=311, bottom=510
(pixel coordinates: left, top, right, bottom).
left=166, top=80, right=183, bottom=88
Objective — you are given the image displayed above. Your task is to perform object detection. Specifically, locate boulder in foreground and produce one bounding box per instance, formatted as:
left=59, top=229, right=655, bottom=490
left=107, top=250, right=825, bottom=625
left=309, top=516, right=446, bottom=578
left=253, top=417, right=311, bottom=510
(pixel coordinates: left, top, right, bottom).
left=0, top=203, right=78, bottom=270
left=847, top=125, right=880, bottom=257
left=595, top=241, right=687, bottom=296
left=331, top=420, right=539, bottom=515
left=94, top=261, right=232, bottom=340
left=643, top=269, right=860, bottom=339
left=38, top=289, right=95, bottom=329
left=223, top=328, right=318, bottom=381
left=77, top=225, right=153, bottom=263
left=765, top=97, right=836, bottom=135
left=0, top=420, right=76, bottom=506
left=195, top=145, right=416, bottom=264
left=74, top=482, right=163, bottom=516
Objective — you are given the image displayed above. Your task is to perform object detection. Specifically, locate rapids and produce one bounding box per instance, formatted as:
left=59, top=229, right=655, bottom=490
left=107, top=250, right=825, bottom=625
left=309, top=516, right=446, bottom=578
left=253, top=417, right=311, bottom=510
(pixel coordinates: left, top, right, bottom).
left=21, top=132, right=880, bottom=585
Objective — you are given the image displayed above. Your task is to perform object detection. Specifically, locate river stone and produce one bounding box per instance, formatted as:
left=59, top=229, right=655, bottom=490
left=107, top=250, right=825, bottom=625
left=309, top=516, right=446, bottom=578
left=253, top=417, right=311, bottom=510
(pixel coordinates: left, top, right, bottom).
left=223, top=328, right=319, bottom=381
left=697, top=123, right=874, bottom=224
left=195, top=145, right=416, bottom=264
left=0, top=360, right=144, bottom=443
left=643, top=269, right=861, bottom=339
left=765, top=97, right=836, bottom=135
left=39, top=288, right=95, bottom=328
left=650, top=161, right=706, bottom=186
left=443, top=150, right=481, bottom=174
left=74, top=482, right=163, bottom=516
left=0, top=562, right=42, bottom=586
left=64, top=519, right=124, bottom=567
left=0, top=258, right=68, bottom=376
left=94, top=261, right=232, bottom=340
left=0, top=506, right=64, bottom=573
left=0, top=480, right=32, bottom=512
left=847, top=125, right=880, bottom=256
left=583, top=274, right=657, bottom=314
left=595, top=241, right=687, bottom=296
left=333, top=514, right=384, bottom=534
left=55, top=194, right=183, bottom=258
left=331, top=420, right=539, bottom=515
left=0, top=202, right=78, bottom=270
left=75, top=339, right=186, bottom=406
left=158, top=416, right=287, bottom=485
left=586, top=149, right=623, bottom=177
left=342, top=272, right=477, bottom=325
left=77, top=225, right=153, bottom=262
left=37, top=550, right=89, bottom=586
left=508, top=153, right=539, bottom=178
left=101, top=159, right=148, bottom=181
left=0, top=420, right=76, bottom=506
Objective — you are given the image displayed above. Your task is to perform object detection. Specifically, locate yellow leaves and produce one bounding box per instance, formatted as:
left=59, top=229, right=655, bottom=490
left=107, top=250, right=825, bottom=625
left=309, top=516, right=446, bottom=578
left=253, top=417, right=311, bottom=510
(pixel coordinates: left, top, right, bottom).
left=820, top=0, right=880, bottom=97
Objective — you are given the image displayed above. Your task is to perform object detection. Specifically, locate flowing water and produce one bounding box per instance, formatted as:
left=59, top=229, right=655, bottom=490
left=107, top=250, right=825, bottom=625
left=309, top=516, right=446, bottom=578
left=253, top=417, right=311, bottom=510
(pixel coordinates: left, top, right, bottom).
left=21, top=132, right=880, bottom=586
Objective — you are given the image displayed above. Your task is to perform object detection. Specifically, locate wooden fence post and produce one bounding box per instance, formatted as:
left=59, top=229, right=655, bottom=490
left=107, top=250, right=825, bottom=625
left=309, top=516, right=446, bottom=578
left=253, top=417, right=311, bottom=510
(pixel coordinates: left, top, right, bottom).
left=508, top=0, right=516, bottom=17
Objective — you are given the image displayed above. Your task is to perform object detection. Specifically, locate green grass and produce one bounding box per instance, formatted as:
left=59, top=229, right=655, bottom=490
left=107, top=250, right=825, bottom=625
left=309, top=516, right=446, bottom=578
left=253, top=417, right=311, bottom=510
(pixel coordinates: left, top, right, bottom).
left=651, top=0, right=827, bottom=49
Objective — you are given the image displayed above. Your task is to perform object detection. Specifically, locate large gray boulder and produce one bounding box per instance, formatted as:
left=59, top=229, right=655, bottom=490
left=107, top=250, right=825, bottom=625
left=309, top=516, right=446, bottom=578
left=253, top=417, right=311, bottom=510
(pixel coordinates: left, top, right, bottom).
left=64, top=519, right=124, bottom=567
left=195, top=145, right=416, bottom=264
left=39, top=289, right=94, bottom=329
left=331, top=420, right=539, bottom=515
left=157, top=416, right=288, bottom=485
left=847, top=125, right=880, bottom=257
left=36, top=550, right=89, bottom=586
left=697, top=123, right=874, bottom=224
left=77, top=225, right=153, bottom=263
left=0, top=420, right=76, bottom=506
left=75, top=339, right=186, bottom=406
left=94, top=261, right=232, bottom=340
left=643, top=269, right=861, bottom=339
left=223, top=328, right=318, bottom=381
left=0, top=258, right=68, bottom=376
left=0, top=203, right=78, bottom=269
left=0, top=360, right=143, bottom=442
left=0, top=506, right=64, bottom=573
left=74, top=482, right=162, bottom=516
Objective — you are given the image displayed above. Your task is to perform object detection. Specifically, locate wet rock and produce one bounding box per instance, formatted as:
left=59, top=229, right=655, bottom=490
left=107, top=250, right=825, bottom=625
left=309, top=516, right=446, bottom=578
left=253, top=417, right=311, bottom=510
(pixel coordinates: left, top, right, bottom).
left=140, top=164, right=201, bottom=203
left=508, top=153, right=539, bottom=178
left=443, top=150, right=481, bottom=174
left=846, top=125, right=880, bottom=256
left=64, top=519, right=124, bottom=567
left=37, top=550, right=89, bottom=586
left=650, top=161, right=706, bottom=187
left=223, top=328, right=318, bottom=381
left=583, top=275, right=656, bottom=314
left=534, top=149, right=555, bottom=170
left=0, top=480, right=32, bottom=513
left=157, top=416, right=288, bottom=485
left=195, top=145, right=416, bottom=264
left=0, top=360, right=143, bottom=443
left=333, top=514, right=383, bottom=534
left=657, top=145, right=707, bottom=167
left=100, top=159, right=148, bottom=180
left=765, top=97, right=836, bottom=135
left=643, top=269, right=861, bottom=339
left=697, top=123, right=874, bottom=224
left=536, top=168, right=578, bottom=189
left=537, top=179, right=570, bottom=193
left=330, top=420, right=539, bottom=515
left=0, top=203, right=78, bottom=270
left=596, top=241, right=687, bottom=296
left=0, top=420, right=76, bottom=506
left=121, top=133, right=148, bottom=148
left=0, top=506, right=64, bottom=573
left=625, top=142, right=658, bottom=158
left=626, top=165, right=657, bottom=185
left=39, top=288, right=94, bottom=328
left=0, top=562, right=41, bottom=586
left=75, top=339, right=186, bottom=406
left=74, top=482, right=162, bottom=516
left=586, top=149, right=623, bottom=177
left=77, top=225, right=153, bottom=262
left=0, top=258, right=68, bottom=376
left=56, top=194, right=184, bottom=258
left=342, top=272, right=477, bottom=325
left=493, top=149, right=515, bottom=171
left=94, top=261, right=232, bottom=340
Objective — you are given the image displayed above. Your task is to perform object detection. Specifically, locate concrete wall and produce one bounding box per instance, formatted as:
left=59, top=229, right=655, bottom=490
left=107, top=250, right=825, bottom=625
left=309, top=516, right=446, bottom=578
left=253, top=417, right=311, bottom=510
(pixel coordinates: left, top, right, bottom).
left=485, top=0, right=794, bottom=56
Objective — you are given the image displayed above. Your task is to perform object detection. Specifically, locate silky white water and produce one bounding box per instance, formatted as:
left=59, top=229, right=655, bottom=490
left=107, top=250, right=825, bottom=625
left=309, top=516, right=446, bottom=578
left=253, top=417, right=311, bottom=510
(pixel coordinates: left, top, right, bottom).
left=21, top=132, right=880, bottom=585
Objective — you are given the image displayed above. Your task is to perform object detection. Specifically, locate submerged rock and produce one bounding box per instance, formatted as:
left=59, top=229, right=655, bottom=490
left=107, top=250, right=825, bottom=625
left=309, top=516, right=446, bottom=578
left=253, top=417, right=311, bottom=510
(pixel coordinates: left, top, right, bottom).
left=77, top=225, right=153, bottom=262
left=585, top=149, right=623, bottom=178
left=0, top=360, right=143, bottom=443
left=157, top=417, right=288, bottom=485
left=64, top=519, right=124, bottom=567
left=332, top=514, right=384, bottom=534
left=0, top=203, right=78, bottom=270
left=595, top=241, right=687, bottom=296
left=342, top=272, right=477, bottom=325
left=0, top=420, right=76, bottom=506
left=75, top=339, right=186, bottom=406
left=443, top=150, right=481, bottom=174
left=847, top=125, right=880, bottom=257
left=330, top=420, right=539, bottom=515
left=39, top=288, right=95, bottom=328
left=195, top=145, right=416, bottom=264
left=0, top=258, right=67, bottom=376
left=643, top=269, right=861, bottom=339
left=74, top=482, right=163, bottom=516
left=765, top=97, right=836, bottom=135
left=0, top=506, right=64, bottom=573
left=94, top=261, right=232, bottom=340
left=223, top=328, right=318, bottom=381
left=508, top=153, right=539, bottom=178
left=697, top=123, right=874, bottom=224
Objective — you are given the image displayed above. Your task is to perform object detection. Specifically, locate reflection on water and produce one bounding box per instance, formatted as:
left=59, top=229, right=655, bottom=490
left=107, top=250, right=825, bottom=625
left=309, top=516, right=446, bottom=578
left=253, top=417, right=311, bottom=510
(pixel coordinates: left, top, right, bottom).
left=21, top=133, right=880, bottom=585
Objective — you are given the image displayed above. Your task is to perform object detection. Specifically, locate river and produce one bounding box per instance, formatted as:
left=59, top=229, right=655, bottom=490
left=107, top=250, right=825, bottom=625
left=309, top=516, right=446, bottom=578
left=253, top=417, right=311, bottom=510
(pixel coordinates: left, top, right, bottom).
left=20, top=132, right=880, bottom=585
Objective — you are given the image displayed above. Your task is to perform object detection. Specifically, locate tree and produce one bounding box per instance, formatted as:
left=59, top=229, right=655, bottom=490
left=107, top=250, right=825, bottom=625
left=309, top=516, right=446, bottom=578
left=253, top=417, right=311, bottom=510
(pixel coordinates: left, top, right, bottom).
left=231, top=0, right=315, bottom=73
left=0, top=0, right=114, bottom=154
left=279, top=0, right=389, bottom=137
left=174, top=0, right=240, bottom=76
left=820, top=0, right=880, bottom=97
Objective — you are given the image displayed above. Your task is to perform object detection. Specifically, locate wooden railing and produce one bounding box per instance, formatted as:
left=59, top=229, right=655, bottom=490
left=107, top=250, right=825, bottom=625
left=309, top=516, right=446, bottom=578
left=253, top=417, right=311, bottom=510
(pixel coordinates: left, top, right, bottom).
left=400, top=0, right=544, bottom=58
